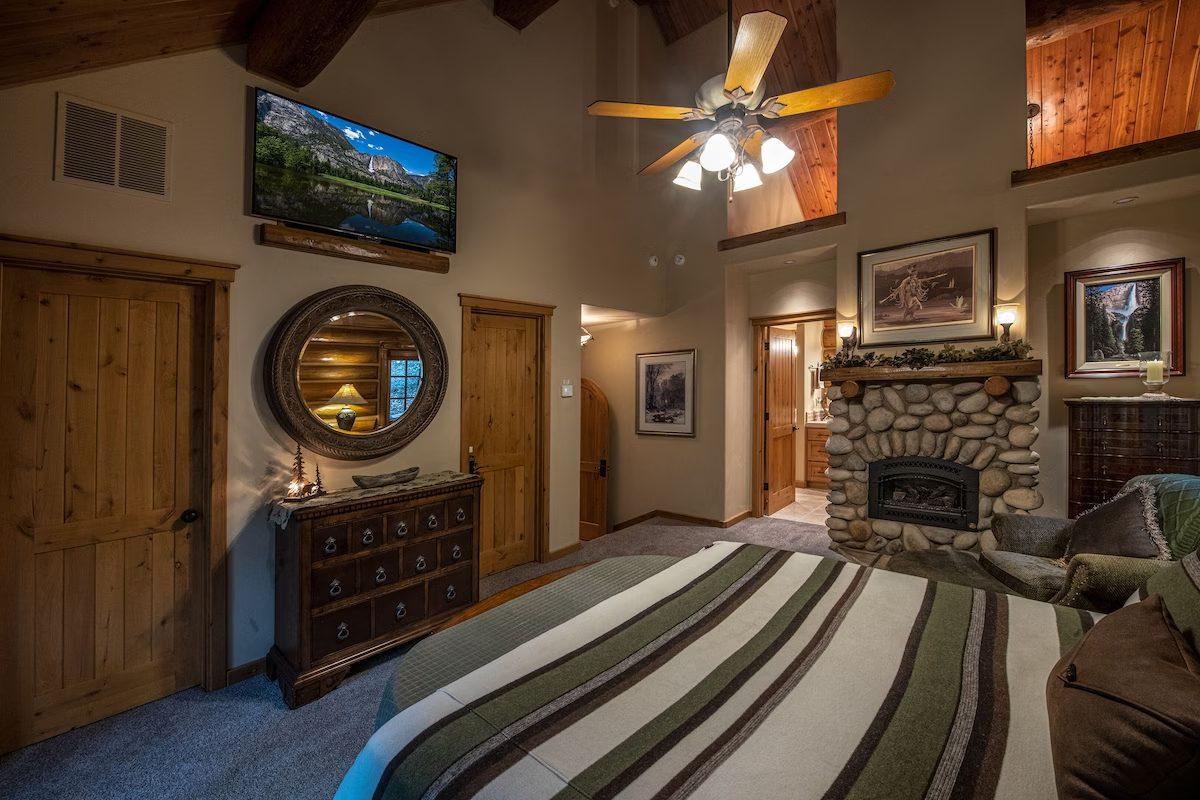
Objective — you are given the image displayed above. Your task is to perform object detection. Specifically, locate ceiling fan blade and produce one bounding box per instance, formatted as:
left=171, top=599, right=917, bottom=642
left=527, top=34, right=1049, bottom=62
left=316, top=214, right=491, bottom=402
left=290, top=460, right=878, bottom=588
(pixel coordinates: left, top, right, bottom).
left=639, top=132, right=710, bottom=175
left=760, top=71, right=896, bottom=118
left=588, top=101, right=705, bottom=120
left=723, top=11, right=787, bottom=100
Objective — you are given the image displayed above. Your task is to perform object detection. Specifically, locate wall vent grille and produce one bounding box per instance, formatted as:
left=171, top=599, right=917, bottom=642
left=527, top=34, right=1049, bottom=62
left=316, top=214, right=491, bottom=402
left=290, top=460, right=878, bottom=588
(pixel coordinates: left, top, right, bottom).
left=55, top=94, right=172, bottom=199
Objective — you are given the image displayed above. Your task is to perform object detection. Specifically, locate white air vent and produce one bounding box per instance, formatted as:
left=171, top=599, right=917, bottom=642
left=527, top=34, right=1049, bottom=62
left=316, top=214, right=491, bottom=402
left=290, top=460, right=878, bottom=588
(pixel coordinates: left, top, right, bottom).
left=55, top=94, right=172, bottom=200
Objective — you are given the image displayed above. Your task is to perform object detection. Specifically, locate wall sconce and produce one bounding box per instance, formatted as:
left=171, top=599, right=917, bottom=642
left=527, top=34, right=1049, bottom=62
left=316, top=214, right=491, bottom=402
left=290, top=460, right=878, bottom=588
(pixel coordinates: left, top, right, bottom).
left=580, top=327, right=593, bottom=347
left=993, top=304, right=1019, bottom=343
left=837, top=321, right=858, bottom=354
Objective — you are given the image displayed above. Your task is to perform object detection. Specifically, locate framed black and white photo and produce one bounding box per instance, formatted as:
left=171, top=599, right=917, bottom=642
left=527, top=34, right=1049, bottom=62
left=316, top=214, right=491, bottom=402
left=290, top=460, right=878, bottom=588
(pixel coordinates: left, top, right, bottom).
left=857, top=229, right=996, bottom=347
left=635, top=349, right=695, bottom=437
left=1065, top=259, right=1185, bottom=378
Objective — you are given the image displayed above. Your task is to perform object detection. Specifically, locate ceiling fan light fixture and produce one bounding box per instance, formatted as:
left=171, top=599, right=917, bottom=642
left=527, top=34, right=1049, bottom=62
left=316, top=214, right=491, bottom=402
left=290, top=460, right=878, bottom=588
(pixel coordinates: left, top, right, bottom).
left=699, top=132, right=737, bottom=172
left=672, top=159, right=703, bottom=190
left=760, top=135, right=795, bottom=174
left=732, top=162, right=762, bottom=192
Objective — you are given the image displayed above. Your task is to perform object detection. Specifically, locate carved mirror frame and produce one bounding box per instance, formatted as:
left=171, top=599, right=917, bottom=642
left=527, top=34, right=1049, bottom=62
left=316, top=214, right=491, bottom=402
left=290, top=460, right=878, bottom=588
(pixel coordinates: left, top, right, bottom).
left=264, top=285, right=448, bottom=461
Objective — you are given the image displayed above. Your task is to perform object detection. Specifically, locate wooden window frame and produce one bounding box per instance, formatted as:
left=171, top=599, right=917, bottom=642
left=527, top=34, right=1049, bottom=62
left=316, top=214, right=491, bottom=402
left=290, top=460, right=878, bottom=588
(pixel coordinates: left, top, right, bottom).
left=751, top=308, right=836, bottom=518
left=0, top=233, right=236, bottom=691
left=458, top=294, right=555, bottom=563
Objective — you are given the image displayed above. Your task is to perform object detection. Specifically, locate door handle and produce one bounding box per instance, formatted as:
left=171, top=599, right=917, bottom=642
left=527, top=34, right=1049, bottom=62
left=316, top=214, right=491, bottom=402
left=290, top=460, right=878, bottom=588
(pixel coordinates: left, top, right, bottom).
left=180, top=509, right=201, bottom=524
left=599, top=459, right=608, bottom=478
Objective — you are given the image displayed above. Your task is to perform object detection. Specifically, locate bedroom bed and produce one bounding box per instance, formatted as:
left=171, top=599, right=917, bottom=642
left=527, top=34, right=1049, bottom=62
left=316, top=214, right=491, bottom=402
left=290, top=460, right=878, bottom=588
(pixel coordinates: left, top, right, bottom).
left=337, top=542, right=1099, bottom=800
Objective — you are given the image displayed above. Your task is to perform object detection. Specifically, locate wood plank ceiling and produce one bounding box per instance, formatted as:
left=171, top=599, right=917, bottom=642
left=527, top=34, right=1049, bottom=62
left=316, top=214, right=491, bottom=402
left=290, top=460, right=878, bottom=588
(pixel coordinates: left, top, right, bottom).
left=1026, top=0, right=1200, bottom=167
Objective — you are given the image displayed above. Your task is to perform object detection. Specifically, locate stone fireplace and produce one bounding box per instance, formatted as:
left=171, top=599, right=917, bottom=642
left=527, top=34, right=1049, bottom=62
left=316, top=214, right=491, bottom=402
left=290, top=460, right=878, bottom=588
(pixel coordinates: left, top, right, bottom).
left=820, top=368, right=1043, bottom=555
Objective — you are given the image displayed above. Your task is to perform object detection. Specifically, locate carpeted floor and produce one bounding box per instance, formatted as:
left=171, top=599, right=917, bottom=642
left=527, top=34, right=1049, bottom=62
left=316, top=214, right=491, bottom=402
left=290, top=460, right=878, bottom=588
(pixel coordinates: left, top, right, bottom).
left=0, top=516, right=834, bottom=800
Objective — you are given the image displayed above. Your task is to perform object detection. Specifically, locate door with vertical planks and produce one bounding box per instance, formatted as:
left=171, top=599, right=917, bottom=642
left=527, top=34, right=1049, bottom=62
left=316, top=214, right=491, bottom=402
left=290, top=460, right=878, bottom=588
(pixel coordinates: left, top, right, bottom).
left=765, top=326, right=798, bottom=515
left=579, top=378, right=609, bottom=541
left=0, top=265, right=204, bottom=753
left=461, top=308, right=541, bottom=576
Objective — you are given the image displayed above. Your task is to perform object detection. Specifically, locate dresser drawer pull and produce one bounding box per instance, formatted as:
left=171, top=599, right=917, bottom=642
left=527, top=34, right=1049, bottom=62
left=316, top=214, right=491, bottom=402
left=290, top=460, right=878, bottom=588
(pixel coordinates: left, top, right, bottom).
left=395, top=521, right=408, bottom=538
left=427, top=514, right=439, bottom=530
left=455, top=508, right=466, bottom=523
left=1156, top=441, right=1165, bottom=453
left=374, top=566, right=388, bottom=584
left=336, top=622, right=350, bottom=641
left=394, top=602, right=407, bottom=621
left=323, top=537, right=338, bottom=555
left=445, top=585, right=457, bottom=601
left=451, top=544, right=462, bottom=561
left=415, top=555, right=428, bottom=573
left=328, top=579, right=343, bottom=598
left=1100, top=464, right=1108, bottom=478
left=361, top=529, right=375, bottom=546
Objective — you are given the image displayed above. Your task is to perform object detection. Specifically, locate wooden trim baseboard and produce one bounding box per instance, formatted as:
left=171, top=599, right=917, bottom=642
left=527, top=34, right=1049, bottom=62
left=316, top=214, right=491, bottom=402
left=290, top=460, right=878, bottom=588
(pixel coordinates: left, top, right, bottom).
left=794, top=479, right=808, bottom=489
left=718, top=212, right=846, bottom=252
left=543, top=542, right=583, bottom=561
left=226, top=658, right=266, bottom=686
left=613, top=509, right=752, bottom=531
left=1011, top=129, right=1200, bottom=186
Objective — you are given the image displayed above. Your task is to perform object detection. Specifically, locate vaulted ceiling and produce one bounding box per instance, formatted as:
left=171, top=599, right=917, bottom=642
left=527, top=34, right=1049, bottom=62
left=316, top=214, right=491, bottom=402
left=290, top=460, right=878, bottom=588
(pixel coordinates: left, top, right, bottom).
left=1026, top=0, right=1200, bottom=167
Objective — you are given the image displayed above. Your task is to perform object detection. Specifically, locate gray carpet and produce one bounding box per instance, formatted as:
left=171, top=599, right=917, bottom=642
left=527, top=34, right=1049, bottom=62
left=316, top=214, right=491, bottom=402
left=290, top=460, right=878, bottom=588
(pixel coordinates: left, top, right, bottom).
left=0, top=515, right=833, bottom=800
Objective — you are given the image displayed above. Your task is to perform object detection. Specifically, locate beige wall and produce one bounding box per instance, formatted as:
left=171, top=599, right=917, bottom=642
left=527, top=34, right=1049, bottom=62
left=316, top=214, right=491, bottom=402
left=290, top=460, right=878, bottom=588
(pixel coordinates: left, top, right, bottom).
left=747, top=260, right=837, bottom=318
left=1028, top=195, right=1200, bottom=518
left=0, top=0, right=669, bottom=667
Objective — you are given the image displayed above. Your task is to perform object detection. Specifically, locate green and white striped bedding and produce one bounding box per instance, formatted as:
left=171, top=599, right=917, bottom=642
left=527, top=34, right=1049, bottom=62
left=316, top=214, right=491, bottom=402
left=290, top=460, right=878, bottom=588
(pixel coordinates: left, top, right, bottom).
left=336, top=542, right=1099, bottom=800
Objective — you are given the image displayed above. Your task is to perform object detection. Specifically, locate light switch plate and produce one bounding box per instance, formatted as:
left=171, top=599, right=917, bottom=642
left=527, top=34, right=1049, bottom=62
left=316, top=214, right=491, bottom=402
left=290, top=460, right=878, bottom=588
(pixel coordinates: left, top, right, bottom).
left=560, top=381, right=574, bottom=398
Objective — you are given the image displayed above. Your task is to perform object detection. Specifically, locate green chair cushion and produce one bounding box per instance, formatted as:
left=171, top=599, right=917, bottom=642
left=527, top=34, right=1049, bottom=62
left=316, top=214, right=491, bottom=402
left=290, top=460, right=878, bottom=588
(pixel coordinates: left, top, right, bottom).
left=1145, top=551, right=1200, bottom=656
left=1123, top=474, right=1200, bottom=559
left=981, top=550, right=1067, bottom=602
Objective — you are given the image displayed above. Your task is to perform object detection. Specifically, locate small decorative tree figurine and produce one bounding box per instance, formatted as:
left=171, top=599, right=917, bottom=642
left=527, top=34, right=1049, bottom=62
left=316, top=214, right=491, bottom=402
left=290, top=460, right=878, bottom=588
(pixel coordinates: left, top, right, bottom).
left=313, top=460, right=326, bottom=497
left=284, top=444, right=322, bottom=501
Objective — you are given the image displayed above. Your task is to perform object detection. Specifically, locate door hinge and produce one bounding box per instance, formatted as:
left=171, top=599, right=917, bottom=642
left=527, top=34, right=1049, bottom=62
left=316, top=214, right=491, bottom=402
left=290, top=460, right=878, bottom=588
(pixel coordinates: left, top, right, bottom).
left=599, top=459, right=608, bottom=478
left=763, top=341, right=770, bottom=351
left=763, top=482, right=769, bottom=492
left=764, top=411, right=769, bottom=421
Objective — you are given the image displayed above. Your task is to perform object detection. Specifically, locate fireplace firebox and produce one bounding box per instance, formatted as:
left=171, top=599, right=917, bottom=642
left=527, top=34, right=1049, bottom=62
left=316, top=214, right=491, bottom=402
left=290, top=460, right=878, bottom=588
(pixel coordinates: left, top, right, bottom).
left=867, top=457, right=980, bottom=532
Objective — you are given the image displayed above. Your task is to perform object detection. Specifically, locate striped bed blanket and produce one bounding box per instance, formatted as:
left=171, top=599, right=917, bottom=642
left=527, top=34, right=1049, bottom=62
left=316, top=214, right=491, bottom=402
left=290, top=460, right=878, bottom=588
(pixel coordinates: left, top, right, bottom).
left=336, top=542, right=1099, bottom=800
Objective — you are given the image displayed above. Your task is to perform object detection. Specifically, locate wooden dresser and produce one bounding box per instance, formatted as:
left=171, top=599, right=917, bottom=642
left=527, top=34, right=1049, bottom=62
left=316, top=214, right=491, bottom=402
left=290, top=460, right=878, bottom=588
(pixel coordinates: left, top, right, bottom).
left=266, top=470, right=483, bottom=708
left=1066, top=398, right=1200, bottom=518
left=805, top=423, right=831, bottom=489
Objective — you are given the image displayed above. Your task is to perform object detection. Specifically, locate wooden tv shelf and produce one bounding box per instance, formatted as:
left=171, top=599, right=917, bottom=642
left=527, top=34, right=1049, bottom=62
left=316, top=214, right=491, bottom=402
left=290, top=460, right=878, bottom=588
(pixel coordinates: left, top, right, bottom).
left=256, top=223, right=450, bottom=274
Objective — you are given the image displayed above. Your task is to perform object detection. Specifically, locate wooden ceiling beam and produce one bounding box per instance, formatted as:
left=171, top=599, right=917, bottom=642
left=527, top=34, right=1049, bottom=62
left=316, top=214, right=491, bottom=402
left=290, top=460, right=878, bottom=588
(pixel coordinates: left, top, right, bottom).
left=493, top=0, right=563, bottom=30
left=1026, top=0, right=1160, bottom=47
left=246, top=0, right=378, bottom=88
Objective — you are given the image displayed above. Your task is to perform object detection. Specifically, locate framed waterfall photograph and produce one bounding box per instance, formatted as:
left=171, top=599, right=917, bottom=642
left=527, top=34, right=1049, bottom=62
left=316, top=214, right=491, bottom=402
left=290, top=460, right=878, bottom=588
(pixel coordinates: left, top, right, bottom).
left=1065, top=259, right=1185, bottom=378
left=857, top=229, right=996, bottom=346
left=635, top=349, right=695, bottom=437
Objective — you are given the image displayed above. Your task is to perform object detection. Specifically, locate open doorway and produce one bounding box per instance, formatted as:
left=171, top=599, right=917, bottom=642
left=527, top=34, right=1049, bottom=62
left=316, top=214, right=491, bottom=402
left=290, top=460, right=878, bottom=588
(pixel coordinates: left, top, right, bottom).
left=751, top=309, right=838, bottom=520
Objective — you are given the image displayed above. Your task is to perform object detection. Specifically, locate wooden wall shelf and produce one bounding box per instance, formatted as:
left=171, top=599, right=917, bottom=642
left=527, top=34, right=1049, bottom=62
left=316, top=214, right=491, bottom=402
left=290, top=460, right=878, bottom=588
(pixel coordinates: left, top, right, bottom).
left=256, top=223, right=450, bottom=274
left=718, top=211, right=846, bottom=252
left=1011, top=130, right=1200, bottom=186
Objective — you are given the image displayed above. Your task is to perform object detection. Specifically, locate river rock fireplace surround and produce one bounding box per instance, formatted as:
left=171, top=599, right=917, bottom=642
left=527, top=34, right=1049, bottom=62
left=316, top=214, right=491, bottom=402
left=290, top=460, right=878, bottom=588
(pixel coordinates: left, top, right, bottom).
left=819, top=361, right=1044, bottom=555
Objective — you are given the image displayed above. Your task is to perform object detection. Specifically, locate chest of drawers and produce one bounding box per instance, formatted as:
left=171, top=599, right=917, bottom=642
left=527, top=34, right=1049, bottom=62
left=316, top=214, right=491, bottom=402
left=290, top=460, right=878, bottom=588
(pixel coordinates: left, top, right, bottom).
left=265, top=470, right=482, bottom=708
left=1066, top=399, right=1200, bottom=518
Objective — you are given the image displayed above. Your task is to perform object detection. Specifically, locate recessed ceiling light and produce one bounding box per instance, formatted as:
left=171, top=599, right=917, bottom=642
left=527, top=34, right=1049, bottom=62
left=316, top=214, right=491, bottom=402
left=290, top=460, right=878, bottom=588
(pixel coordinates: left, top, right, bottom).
left=783, top=259, right=796, bottom=264
left=1114, top=196, right=1139, bottom=205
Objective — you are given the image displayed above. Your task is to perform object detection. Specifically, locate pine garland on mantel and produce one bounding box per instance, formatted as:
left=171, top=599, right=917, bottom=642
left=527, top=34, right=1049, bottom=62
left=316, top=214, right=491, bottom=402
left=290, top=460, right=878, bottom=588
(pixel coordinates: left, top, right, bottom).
left=819, top=339, right=1033, bottom=371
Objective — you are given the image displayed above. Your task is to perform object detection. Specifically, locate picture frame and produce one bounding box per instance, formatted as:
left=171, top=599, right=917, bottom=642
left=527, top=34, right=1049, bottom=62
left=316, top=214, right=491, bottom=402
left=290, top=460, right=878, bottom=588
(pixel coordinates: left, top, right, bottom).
left=857, top=229, right=996, bottom=347
left=635, top=349, right=696, bottom=437
left=1065, top=259, right=1185, bottom=379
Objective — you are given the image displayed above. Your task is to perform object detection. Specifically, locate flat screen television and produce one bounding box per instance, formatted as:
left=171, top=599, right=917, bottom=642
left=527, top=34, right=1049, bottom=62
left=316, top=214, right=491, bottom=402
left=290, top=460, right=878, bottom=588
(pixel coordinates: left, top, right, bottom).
left=251, top=88, right=457, bottom=253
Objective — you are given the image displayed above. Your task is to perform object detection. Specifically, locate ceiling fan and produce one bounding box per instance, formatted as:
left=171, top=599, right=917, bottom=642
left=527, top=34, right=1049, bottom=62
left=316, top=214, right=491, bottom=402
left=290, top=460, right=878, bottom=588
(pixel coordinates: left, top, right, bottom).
left=588, top=5, right=895, bottom=195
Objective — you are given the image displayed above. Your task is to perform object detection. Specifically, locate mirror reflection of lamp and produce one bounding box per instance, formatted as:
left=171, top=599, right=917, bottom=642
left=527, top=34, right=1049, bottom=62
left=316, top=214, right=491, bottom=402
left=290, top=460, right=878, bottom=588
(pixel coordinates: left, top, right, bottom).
left=328, top=383, right=367, bottom=431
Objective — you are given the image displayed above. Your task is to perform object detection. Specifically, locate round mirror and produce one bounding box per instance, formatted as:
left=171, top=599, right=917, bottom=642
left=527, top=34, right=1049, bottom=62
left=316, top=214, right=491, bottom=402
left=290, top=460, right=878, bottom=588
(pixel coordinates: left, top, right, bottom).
left=264, top=287, right=447, bottom=460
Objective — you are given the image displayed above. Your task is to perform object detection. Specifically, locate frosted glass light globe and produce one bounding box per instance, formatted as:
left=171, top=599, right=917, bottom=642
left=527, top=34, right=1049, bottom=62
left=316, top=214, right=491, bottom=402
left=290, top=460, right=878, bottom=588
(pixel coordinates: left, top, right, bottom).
left=699, top=132, right=736, bottom=172
left=760, top=136, right=795, bottom=174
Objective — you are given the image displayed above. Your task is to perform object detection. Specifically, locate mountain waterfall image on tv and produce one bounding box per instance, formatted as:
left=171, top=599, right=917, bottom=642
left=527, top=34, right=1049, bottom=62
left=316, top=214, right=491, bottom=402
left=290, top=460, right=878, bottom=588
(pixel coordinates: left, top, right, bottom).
left=252, top=89, right=456, bottom=252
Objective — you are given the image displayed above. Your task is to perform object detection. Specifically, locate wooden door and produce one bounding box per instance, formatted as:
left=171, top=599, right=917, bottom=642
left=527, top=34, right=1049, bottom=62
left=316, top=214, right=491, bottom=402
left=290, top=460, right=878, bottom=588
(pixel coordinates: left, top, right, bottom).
left=579, top=378, right=609, bottom=541
left=765, top=326, right=798, bottom=515
left=461, top=309, right=541, bottom=576
left=0, top=266, right=204, bottom=753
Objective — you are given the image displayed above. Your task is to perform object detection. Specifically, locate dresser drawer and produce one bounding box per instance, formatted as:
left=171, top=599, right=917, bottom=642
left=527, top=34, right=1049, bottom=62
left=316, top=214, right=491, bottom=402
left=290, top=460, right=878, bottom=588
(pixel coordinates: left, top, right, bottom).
left=349, top=516, right=384, bottom=553
left=311, top=561, right=358, bottom=608
left=359, top=551, right=401, bottom=592
left=403, top=539, right=439, bottom=579
left=446, top=495, right=473, bottom=529
left=418, top=503, right=446, bottom=535
left=1072, top=404, right=1200, bottom=432
left=312, top=523, right=349, bottom=562
left=374, top=584, right=427, bottom=635
left=439, top=530, right=472, bottom=568
left=1074, top=428, right=1200, bottom=459
left=386, top=508, right=418, bottom=542
left=310, top=601, right=372, bottom=661
left=428, top=566, right=473, bottom=616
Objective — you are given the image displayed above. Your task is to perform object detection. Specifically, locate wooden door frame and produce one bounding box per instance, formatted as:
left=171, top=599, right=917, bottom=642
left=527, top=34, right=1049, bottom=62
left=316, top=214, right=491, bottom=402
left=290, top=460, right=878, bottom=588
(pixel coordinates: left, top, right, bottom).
left=458, top=294, right=554, bottom=564
left=0, top=234, right=236, bottom=691
left=751, top=309, right=835, bottom=518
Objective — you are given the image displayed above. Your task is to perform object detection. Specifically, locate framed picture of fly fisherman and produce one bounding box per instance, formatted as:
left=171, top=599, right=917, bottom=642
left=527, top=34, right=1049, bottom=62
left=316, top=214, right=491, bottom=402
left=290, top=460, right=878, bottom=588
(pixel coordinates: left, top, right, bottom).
left=857, top=229, right=996, bottom=347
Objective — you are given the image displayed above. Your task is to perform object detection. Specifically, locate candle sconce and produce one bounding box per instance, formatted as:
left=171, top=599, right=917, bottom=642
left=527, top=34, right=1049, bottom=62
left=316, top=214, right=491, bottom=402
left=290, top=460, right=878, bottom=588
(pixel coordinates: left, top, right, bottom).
left=1139, top=351, right=1173, bottom=398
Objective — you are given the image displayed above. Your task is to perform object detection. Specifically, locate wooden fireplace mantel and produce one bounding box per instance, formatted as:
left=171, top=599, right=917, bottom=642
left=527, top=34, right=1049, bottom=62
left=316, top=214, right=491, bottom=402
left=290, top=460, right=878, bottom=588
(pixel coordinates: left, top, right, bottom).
left=821, top=359, right=1043, bottom=384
